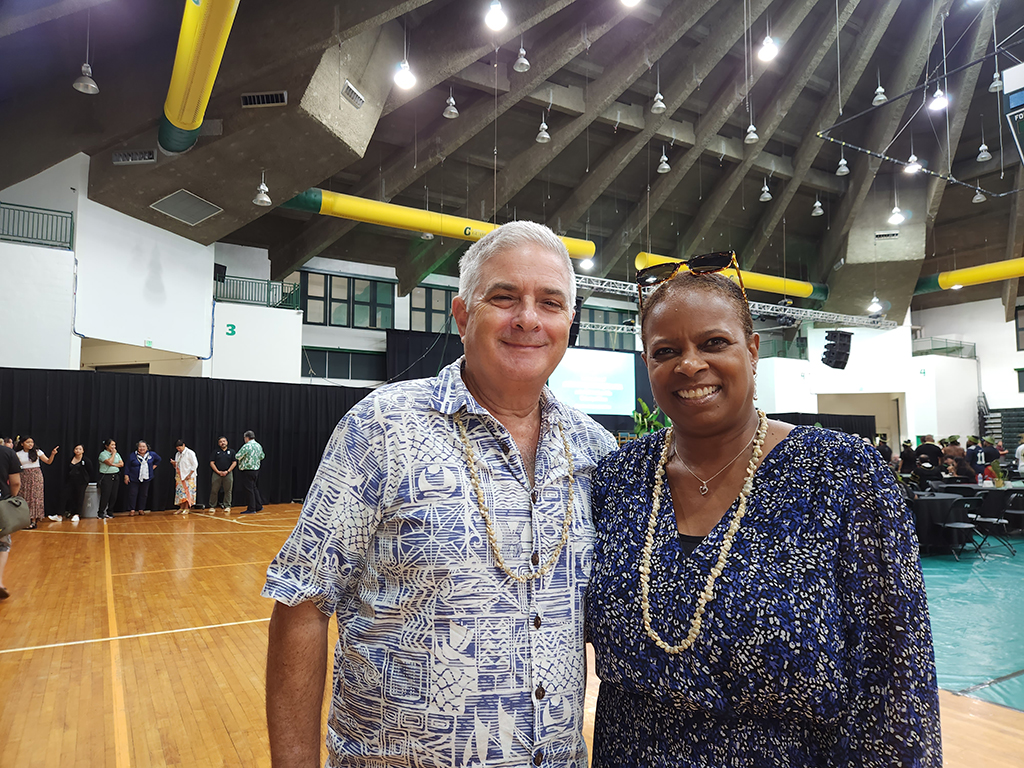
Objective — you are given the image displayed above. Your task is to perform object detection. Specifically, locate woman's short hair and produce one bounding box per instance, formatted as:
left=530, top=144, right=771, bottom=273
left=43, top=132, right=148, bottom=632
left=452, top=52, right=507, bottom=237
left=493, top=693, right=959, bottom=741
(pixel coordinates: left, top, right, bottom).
left=175, top=439, right=185, bottom=447
left=103, top=438, right=115, bottom=449
left=458, top=221, right=576, bottom=307
left=137, top=440, right=148, bottom=450
left=640, top=270, right=754, bottom=349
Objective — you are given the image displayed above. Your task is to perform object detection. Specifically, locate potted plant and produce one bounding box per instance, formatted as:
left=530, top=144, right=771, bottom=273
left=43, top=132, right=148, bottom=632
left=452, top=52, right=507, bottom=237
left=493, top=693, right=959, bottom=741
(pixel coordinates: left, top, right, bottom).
left=990, top=459, right=1006, bottom=488
left=633, top=397, right=665, bottom=435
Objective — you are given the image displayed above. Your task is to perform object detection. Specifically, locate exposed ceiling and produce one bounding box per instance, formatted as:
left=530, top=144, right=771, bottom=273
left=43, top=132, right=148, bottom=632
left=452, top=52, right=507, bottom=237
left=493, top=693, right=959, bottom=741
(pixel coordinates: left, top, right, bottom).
left=2, top=0, right=1023, bottom=317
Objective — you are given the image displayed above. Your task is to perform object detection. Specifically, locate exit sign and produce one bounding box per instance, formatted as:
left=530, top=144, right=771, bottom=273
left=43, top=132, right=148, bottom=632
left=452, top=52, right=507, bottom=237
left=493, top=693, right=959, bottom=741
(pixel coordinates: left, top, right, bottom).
left=1005, top=62, right=1024, bottom=165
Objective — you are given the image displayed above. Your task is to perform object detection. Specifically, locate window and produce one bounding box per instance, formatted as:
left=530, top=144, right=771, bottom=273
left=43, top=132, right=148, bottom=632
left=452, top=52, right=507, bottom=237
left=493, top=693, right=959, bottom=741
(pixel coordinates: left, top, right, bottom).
left=411, top=285, right=457, bottom=333
left=301, top=273, right=394, bottom=329
left=1017, top=368, right=1024, bottom=393
left=1016, top=308, right=1024, bottom=351
left=576, top=307, right=636, bottom=351
left=301, top=348, right=386, bottom=381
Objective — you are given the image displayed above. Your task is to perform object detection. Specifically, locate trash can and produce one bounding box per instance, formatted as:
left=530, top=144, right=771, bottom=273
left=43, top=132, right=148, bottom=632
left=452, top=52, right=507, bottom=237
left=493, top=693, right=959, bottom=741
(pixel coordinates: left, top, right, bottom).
left=83, top=482, right=100, bottom=518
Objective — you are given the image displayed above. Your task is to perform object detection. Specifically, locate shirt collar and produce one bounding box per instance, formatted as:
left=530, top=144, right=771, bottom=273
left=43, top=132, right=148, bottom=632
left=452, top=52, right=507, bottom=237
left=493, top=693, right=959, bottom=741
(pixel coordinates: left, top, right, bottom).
left=429, top=356, right=562, bottom=422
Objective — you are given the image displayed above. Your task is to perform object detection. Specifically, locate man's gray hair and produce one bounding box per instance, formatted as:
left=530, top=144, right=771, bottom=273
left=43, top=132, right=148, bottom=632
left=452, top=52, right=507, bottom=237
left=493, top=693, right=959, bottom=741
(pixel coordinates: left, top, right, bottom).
left=458, top=221, right=577, bottom=307
left=243, top=430, right=255, bottom=440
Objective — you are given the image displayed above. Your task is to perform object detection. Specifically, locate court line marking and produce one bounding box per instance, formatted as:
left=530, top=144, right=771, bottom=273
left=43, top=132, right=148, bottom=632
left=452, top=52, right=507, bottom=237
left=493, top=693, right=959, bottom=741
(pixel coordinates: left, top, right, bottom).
left=104, top=525, right=132, bottom=768
left=24, top=528, right=295, bottom=536
left=0, top=617, right=271, bottom=656
left=112, top=560, right=269, bottom=577
left=190, top=512, right=300, bottom=528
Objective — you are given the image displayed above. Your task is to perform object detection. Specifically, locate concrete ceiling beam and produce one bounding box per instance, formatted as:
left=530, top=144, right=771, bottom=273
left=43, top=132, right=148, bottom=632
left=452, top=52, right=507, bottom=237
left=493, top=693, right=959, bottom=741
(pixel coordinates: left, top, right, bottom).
left=924, top=0, right=998, bottom=227
left=268, top=1, right=628, bottom=281
left=0, top=0, right=113, bottom=37
left=1001, top=164, right=1024, bottom=319
left=398, top=0, right=726, bottom=291
left=676, top=0, right=864, bottom=259
left=381, top=0, right=579, bottom=116
left=816, top=0, right=957, bottom=281
left=740, top=0, right=901, bottom=270
left=590, top=0, right=821, bottom=281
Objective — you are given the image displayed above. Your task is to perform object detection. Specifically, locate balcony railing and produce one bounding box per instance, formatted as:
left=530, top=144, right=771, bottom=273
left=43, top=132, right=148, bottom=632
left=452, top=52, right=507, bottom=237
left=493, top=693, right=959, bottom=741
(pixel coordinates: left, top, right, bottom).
left=912, top=336, right=976, bottom=359
left=0, top=201, right=74, bottom=250
left=214, top=276, right=299, bottom=309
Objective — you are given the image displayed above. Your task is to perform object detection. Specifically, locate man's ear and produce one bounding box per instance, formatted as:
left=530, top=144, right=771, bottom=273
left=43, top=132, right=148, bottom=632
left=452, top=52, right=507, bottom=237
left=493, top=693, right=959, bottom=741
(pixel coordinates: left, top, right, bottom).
left=452, top=296, right=469, bottom=340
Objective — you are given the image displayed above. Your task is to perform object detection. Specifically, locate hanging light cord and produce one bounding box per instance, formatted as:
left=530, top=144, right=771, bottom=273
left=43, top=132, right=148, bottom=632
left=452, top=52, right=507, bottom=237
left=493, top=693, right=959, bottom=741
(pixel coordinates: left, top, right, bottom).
left=85, top=9, right=91, bottom=64
left=835, top=0, right=842, bottom=116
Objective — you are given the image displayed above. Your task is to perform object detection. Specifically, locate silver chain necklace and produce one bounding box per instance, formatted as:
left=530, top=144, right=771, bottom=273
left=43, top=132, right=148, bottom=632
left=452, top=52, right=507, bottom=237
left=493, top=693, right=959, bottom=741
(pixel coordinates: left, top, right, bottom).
left=674, top=429, right=757, bottom=496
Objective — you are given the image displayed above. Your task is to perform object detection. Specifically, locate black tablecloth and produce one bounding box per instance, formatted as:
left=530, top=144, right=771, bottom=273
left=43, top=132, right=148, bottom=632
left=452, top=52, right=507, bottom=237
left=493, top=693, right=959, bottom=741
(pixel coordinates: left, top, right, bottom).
left=910, top=493, right=963, bottom=548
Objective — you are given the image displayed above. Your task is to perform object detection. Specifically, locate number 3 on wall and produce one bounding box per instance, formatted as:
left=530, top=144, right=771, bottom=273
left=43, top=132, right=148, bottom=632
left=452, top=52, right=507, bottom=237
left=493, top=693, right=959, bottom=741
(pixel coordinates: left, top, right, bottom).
left=226, top=324, right=236, bottom=336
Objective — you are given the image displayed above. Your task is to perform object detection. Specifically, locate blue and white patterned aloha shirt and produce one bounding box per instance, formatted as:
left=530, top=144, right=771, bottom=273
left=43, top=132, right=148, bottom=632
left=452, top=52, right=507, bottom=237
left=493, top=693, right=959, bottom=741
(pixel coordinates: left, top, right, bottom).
left=263, top=358, right=617, bottom=768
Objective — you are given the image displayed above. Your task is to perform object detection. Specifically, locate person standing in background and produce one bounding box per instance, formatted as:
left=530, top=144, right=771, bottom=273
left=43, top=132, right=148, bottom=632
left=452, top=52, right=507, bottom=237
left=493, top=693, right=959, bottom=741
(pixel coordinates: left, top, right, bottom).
left=17, top=437, right=57, bottom=528
left=208, top=436, right=236, bottom=513
left=59, top=444, right=92, bottom=522
left=124, top=441, right=161, bottom=517
left=171, top=440, right=198, bottom=515
left=0, top=436, right=22, bottom=599
left=235, top=431, right=264, bottom=514
left=97, top=439, right=123, bottom=519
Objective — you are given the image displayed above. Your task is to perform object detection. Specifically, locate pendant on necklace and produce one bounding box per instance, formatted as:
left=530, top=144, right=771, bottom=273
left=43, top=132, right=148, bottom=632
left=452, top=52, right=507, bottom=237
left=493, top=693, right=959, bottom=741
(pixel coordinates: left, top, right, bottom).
left=699, top=482, right=709, bottom=496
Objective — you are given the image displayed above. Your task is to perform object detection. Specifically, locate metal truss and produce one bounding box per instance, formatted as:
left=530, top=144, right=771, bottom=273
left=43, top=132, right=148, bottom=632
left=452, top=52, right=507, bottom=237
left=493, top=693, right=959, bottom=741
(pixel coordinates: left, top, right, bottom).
left=576, top=276, right=898, bottom=330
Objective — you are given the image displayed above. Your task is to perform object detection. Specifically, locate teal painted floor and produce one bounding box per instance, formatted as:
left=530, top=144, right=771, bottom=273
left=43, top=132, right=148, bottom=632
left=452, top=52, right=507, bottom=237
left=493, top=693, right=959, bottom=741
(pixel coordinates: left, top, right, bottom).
left=921, top=541, right=1024, bottom=711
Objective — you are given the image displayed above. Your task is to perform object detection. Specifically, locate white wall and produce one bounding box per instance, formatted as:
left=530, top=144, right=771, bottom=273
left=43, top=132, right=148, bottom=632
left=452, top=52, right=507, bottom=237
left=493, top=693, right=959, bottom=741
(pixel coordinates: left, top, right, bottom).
left=213, top=243, right=271, bottom=280
left=0, top=242, right=79, bottom=369
left=914, top=355, right=979, bottom=439
left=210, top=302, right=303, bottom=384
left=913, top=298, right=1023, bottom=409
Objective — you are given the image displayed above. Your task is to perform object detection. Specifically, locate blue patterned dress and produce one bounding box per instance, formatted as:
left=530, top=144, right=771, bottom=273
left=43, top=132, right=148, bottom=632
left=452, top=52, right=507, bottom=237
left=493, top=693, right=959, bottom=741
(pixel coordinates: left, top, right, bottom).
left=585, top=426, right=941, bottom=767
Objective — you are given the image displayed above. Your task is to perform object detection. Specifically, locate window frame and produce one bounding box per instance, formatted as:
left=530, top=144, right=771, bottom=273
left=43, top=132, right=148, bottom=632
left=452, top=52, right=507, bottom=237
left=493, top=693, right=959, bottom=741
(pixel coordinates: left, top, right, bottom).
left=301, top=272, right=395, bottom=330
left=410, top=285, right=457, bottom=334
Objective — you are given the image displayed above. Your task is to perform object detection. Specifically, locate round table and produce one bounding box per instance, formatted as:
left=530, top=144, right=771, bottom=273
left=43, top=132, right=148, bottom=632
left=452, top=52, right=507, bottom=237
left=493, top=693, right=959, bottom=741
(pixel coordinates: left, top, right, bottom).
left=910, top=493, right=963, bottom=549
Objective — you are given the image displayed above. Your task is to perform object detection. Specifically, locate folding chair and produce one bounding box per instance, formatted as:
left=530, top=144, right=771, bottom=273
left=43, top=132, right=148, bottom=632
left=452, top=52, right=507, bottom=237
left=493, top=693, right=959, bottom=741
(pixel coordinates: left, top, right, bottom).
left=973, top=491, right=1017, bottom=556
left=939, top=497, right=984, bottom=561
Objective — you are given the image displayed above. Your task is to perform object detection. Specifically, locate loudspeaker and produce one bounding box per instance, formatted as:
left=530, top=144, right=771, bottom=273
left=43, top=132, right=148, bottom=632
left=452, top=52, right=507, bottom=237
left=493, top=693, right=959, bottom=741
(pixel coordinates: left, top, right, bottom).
left=568, top=296, right=584, bottom=347
left=821, top=330, right=852, bottom=369
left=213, top=263, right=227, bottom=283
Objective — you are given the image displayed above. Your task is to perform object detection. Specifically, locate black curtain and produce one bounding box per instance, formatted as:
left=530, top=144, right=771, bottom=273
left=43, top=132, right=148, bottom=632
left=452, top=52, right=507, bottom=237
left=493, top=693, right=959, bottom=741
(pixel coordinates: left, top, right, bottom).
left=0, top=367, right=371, bottom=515
left=386, top=329, right=464, bottom=382
left=770, top=412, right=877, bottom=438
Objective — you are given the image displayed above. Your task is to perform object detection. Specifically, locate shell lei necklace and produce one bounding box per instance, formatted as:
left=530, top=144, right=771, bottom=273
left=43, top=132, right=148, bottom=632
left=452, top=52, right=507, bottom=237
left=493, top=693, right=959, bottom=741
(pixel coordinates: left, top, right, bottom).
left=455, top=412, right=575, bottom=583
left=675, top=431, right=757, bottom=496
left=640, top=409, right=769, bottom=654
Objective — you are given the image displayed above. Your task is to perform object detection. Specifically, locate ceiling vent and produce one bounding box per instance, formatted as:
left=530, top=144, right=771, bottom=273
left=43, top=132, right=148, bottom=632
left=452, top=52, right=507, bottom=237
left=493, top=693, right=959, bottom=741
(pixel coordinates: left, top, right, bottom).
left=241, top=91, right=288, bottom=108
left=875, top=230, right=900, bottom=241
left=112, top=149, right=157, bottom=166
left=150, top=189, right=222, bottom=227
left=342, top=79, right=365, bottom=109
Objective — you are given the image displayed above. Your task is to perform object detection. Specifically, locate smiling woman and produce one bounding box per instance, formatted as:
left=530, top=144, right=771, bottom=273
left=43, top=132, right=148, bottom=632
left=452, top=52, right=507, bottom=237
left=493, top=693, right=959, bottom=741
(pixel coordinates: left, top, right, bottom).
left=584, top=270, right=942, bottom=767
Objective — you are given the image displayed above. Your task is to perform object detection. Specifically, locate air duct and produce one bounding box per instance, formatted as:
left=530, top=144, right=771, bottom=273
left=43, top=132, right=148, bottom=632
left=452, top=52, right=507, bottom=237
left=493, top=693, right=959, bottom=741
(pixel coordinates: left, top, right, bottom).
left=158, top=0, right=240, bottom=155
left=913, top=258, right=1024, bottom=295
left=282, top=189, right=597, bottom=259
left=635, top=252, right=830, bottom=301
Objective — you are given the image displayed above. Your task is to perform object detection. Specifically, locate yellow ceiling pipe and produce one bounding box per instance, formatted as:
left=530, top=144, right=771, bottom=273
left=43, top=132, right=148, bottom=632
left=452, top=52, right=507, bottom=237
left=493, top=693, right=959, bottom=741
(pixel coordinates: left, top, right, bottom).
left=281, top=189, right=596, bottom=259
left=158, top=0, right=240, bottom=154
left=914, top=257, right=1024, bottom=294
left=635, top=252, right=829, bottom=301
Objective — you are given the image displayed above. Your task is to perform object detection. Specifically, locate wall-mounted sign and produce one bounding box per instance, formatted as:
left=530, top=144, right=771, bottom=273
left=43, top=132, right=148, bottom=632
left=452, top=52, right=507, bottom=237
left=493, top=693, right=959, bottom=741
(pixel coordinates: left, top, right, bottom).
left=1004, top=62, right=1024, bottom=166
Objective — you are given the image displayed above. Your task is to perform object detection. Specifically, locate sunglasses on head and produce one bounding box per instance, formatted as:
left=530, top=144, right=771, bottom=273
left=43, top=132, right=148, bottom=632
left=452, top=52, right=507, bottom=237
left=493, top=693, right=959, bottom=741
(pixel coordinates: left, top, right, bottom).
left=635, top=251, right=747, bottom=308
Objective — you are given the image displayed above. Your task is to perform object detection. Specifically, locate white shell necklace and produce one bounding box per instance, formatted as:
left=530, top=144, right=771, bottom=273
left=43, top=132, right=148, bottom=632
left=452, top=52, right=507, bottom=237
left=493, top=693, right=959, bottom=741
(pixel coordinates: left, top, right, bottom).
left=640, top=409, right=768, bottom=654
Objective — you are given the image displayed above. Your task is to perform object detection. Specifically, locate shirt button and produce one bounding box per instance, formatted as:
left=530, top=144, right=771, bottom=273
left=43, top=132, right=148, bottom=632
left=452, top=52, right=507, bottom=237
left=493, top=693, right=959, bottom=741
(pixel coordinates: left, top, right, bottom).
left=533, top=751, right=543, bottom=766
left=535, top=686, right=545, bottom=699
left=531, top=552, right=540, bottom=566
left=534, top=615, right=542, bottom=629
left=531, top=490, right=539, bottom=503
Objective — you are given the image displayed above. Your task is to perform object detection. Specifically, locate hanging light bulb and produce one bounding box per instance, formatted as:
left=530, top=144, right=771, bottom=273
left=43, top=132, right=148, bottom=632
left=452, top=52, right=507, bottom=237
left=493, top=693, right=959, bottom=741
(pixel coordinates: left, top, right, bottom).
left=811, top=198, right=824, bottom=217
left=758, top=36, right=779, bottom=62
left=621, top=0, right=642, bottom=7
left=657, top=149, right=670, bottom=174
left=888, top=206, right=905, bottom=225
left=904, top=153, right=921, bottom=174
left=651, top=63, right=666, bottom=114
left=484, top=1, right=508, bottom=31
left=977, top=142, right=992, bottom=163
left=443, top=91, right=459, bottom=119
left=872, top=84, right=887, bottom=106
left=394, top=59, right=416, bottom=89
left=536, top=114, right=551, bottom=143
left=745, top=124, right=759, bottom=144
left=72, top=11, right=99, bottom=94
left=513, top=47, right=531, bottom=73
left=580, top=258, right=595, bottom=271
left=867, top=295, right=883, bottom=313
left=759, top=179, right=772, bottom=203
left=972, top=188, right=987, bottom=204
left=253, top=171, right=272, bottom=207
left=990, top=70, right=1003, bottom=93
left=928, top=86, right=948, bottom=111
left=836, top=155, right=850, bottom=176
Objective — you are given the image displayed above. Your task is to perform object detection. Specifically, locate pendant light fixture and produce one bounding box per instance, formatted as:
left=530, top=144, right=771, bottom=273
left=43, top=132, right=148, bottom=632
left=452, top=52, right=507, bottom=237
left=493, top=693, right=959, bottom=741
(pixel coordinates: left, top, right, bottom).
left=580, top=258, right=595, bottom=271
left=443, top=88, right=459, bottom=119
left=394, top=24, right=416, bottom=90
left=651, top=63, right=666, bottom=115
left=836, top=148, right=850, bottom=176
left=811, top=197, right=824, bottom=217
left=745, top=124, right=759, bottom=144
left=867, top=295, right=883, bottom=313
left=928, top=86, right=948, bottom=112
left=972, top=187, right=987, bottom=204
left=990, top=70, right=1003, bottom=93
left=872, top=84, right=886, bottom=106
left=536, top=111, right=551, bottom=143
left=759, top=179, right=772, bottom=203
left=513, top=38, right=531, bottom=73
left=484, top=1, right=508, bottom=31
left=758, top=20, right=779, bottom=62
left=977, top=120, right=992, bottom=162
left=904, top=136, right=921, bottom=174
left=253, top=171, right=272, bottom=207
left=888, top=206, right=904, bottom=225
left=657, top=148, right=670, bottom=174
left=72, top=10, right=99, bottom=95
left=621, top=0, right=642, bottom=7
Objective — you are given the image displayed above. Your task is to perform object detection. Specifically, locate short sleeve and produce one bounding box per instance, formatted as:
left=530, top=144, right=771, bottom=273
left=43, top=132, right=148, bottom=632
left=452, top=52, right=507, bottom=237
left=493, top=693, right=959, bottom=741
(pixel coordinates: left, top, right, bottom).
left=262, top=400, right=390, bottom=617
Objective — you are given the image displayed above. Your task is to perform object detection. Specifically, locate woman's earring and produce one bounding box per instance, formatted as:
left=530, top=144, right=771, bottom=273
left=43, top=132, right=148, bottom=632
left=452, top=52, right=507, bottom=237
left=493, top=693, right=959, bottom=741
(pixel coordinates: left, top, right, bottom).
left=753, top=371, right=758, bottom=400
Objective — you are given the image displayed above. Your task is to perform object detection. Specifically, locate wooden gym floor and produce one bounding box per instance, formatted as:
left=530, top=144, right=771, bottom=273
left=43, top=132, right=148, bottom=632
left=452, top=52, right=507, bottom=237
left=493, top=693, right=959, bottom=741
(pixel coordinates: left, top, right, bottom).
left=0, top=505, right=1021, bottom=767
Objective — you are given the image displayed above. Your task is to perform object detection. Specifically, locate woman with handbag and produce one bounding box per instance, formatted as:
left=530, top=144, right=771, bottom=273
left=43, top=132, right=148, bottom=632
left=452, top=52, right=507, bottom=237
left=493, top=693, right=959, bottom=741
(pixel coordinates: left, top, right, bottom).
left=0, top=435, right=23, bottom=599
left=16, top=437, right=58, bottom=528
